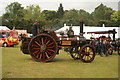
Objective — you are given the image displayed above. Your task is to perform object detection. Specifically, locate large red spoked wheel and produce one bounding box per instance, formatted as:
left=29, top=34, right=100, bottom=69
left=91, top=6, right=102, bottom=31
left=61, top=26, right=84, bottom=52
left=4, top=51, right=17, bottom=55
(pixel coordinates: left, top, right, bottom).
left=79, top=44, right=95, bottom=63
left=28, top=34, right=57, bottom=62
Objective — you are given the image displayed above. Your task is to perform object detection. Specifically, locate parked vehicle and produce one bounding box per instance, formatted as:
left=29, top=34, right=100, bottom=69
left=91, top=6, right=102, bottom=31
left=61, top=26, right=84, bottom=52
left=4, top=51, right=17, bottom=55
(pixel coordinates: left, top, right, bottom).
left=0, top=30, right=19, bottom=47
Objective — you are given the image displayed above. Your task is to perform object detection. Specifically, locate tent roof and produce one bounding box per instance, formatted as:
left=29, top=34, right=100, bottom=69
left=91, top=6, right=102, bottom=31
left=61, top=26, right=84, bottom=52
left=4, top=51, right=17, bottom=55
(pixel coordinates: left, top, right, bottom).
left=87, top=30, right=117, bottom=34
left=55, top=26, right=120, bottom=38
left=0, top=26, right=10, bottom=30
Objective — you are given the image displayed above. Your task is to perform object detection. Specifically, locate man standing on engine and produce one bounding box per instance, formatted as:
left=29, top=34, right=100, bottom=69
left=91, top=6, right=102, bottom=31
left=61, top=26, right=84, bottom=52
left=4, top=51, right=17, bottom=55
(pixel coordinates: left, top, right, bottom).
left=32, top=20, right=40, bottom=36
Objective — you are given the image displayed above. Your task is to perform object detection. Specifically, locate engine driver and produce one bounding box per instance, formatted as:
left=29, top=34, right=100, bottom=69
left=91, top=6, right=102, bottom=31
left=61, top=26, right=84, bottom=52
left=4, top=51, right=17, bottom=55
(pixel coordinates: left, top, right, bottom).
left=67, top=26, right=74, bottom=38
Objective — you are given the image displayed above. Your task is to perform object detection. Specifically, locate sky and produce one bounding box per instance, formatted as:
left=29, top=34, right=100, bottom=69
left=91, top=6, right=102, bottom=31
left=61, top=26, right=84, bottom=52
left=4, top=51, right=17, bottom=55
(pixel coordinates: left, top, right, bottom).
left=0, top=0, right=119, bottom=16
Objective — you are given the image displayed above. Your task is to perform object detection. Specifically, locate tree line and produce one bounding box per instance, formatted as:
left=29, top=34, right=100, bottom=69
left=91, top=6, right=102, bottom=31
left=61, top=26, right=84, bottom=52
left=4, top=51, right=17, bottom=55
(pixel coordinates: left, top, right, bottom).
left=0, top=2, right=120, bottom=33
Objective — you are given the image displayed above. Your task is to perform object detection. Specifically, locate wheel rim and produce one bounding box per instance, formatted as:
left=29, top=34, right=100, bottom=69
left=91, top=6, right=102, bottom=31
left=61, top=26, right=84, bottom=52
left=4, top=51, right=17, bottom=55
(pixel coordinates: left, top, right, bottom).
left=3, top=43, right=7, bottom=47
left=70, top=47, right=80, bottom=60
left=80, top=45, right=95, bottom=63
left=29, top=34, right=57, bottom=62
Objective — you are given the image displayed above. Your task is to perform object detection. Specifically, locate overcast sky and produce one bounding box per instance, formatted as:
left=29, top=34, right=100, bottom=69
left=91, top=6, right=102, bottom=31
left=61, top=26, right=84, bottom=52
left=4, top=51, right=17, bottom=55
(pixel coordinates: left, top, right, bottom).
left=0, top=0, right=119, bottom=16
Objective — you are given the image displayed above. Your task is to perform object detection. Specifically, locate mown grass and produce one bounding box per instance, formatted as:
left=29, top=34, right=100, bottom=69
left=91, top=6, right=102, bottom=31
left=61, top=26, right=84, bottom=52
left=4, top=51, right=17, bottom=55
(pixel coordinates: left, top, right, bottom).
left=2, top=44, right=119, bottom=78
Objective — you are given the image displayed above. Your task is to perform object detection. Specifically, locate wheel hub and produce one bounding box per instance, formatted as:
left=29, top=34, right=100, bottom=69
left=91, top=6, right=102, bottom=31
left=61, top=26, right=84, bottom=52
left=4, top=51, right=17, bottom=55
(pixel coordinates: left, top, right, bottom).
left=85, top=52, right=90, bottom=56
left=40, top=44, right=46, bottom=52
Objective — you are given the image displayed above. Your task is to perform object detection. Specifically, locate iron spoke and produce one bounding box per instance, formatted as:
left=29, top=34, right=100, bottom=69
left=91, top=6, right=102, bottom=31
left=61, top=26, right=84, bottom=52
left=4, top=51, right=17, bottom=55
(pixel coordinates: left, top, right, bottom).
left=83, top=55, right=86, bottom=60
left=35, top=41, right=41, bottom=46
left=36, top=37, right=41, bottom=44
left=32, top=44, right=39, bottom=47
left=39, top=53, right=42, bottom=59
left=46, top=51, right=53, bottom=56
left=47, top=42, right=54, bottom=46
left=46, top=40, right=50, bottom=45
left=32, top=48, right=40, bottom=50
left=45, top=52, right=50, bottom=59
left=32, top=50, right=39, bottom=54
left=36, top=52, right=41, bottom=58
left=46, top=46, right=54, bottom=49
left=47, top=49, right=55, bottom=52
left=88, top=56, right=92, bottom=59
left=44, top=37, right=47, bottom=43
left=87, top=56, right=89, bottom=61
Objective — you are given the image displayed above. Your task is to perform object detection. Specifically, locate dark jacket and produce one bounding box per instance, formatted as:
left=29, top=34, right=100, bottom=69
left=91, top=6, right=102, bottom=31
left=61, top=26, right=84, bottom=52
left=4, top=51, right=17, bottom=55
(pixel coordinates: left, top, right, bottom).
left=67, top=30, right=74, bottom=37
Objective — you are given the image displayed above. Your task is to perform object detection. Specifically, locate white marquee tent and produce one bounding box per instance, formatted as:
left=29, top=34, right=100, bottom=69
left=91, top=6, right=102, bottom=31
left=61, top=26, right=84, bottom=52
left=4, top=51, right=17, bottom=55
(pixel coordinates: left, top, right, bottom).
left=56, top=25, right=120, bottom=39
left=0, top=26, right=10, bottom=30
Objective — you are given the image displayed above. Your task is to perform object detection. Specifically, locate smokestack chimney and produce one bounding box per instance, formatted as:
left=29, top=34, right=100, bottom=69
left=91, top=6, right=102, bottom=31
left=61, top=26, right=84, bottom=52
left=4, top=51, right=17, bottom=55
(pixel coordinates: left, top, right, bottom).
left=113, top=29, right=117, bottom=41
left=80, top=19, right=84, bottom=36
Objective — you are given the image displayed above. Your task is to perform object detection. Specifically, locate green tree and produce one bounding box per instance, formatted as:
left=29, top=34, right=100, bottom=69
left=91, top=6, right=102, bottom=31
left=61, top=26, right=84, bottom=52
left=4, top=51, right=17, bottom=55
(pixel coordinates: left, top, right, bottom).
left=78, top=9, right=92, bottom=25
left=92, top=3, right=114, bottom=26
left=2, top=2, right=24, bottom=29
left=111, top=10, right=120, bottom=26
left=24, top=5, right=41, bottom=22
left=78, top=9, right=91, bottom=19
left=64, top=9, right=78, bottom=20
left=41, top=10, right=64, bottom=30
left=5, top=2, right=24, bottom=20
left=0, top=16, right=2, bottom=26
left=111, top=11, right=120, bottom=22
left=63, top=9, right=79, bottom=25
left=41, top=10, right=57, bottom=21
left=22, top=5, right=42, bottom=32
left=63, top=9, right=91, bottom=26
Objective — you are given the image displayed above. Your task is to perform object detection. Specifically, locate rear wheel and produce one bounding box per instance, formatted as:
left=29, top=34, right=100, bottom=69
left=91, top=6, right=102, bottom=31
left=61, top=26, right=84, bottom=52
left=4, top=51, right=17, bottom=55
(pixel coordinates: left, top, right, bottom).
left=28, top=34, right=57, bottom=62
left=79, top=44, right=95, bottom=63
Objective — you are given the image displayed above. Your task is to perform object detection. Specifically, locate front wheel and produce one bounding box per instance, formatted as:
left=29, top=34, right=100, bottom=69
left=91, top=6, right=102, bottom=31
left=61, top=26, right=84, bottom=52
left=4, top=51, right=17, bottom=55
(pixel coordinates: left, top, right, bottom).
left=79, top=44, right=95, bottom=63
left=70, top=47, right=80, bottom=60
left=3, top=43, right=8, bottom=47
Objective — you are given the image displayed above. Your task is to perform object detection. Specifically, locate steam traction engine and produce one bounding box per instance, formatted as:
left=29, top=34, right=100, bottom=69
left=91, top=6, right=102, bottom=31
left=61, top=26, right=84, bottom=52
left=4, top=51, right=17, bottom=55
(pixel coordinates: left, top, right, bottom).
left=87, top=29, right=120, bottom=55
left=21, top=22, right=95, bottom=63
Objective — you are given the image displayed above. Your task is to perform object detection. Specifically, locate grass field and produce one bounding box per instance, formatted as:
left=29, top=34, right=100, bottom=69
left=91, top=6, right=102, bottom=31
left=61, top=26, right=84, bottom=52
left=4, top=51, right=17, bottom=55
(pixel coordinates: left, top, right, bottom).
left=1, top=44, right=119, bottom=78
